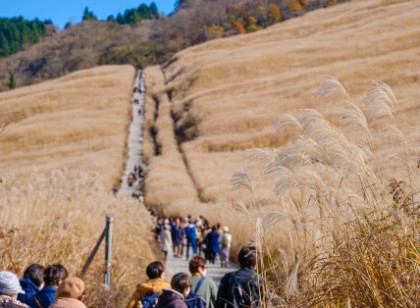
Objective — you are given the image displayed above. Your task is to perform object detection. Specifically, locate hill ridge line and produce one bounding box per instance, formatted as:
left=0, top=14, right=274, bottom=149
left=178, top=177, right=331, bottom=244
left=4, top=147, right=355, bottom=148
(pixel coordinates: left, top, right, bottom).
left=160, top=67, right=207, bottom=204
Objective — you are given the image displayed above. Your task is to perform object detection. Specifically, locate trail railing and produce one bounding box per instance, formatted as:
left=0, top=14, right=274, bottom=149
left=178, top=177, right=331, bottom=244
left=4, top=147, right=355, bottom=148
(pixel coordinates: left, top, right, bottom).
left=80, top=215, right=114, bottom=286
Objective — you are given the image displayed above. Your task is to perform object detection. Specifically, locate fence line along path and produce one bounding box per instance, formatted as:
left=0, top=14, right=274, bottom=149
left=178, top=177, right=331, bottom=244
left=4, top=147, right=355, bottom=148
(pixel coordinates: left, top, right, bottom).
left=165, top=252, right=236, bottom=287
left=119, top=70, right=145, bottom=196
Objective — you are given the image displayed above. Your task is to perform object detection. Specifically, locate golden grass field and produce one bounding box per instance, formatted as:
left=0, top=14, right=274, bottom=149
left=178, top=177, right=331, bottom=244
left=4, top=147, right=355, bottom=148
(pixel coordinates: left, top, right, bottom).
left=0, top=65, right=136, bottom=188
left=0, top=65, right=158, bottom=307
left=144, top=0, right=420, bottom=305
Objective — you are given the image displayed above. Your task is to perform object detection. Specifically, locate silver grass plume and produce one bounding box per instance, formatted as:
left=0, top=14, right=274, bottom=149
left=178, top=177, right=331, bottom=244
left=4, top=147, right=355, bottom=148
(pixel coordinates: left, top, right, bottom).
left=261, top=211, right=286, bottom=232
left=231, top=168, right=254, bottom=193
left=259, top=137, right=325, bottom=172
left=274, top=114, right=302, bottom=132
left=364, top=81, right=397, bottom=119
left=339, top=101, right=371, bottom=141
left=300, top=114, right=372, bottom=176
left=315, top=78, right=350, bottom=102
left=233, top=199, right=250, bottom=216
left=285, top=261, right=300, bottom=300
left=373, top=81, right=398, bottom=106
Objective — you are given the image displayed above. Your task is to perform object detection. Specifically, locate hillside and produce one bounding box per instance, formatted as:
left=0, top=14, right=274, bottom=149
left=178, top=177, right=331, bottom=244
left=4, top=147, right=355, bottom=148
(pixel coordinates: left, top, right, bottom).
left=144, top=0, right=420, bottom=304
left=0, top=20, right=153, bottom=91
left=147, top=0, right=419, bottom=206
left=0, top=66, right=157, bottom=307
left=0, top=65, right=134, bottom=188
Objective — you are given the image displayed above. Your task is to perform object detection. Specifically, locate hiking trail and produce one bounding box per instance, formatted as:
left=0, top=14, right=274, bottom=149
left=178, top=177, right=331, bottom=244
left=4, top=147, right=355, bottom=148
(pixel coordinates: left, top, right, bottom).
left=119, top=70, right=144, bottom=196
left=121, top=69, right=236, bottom=286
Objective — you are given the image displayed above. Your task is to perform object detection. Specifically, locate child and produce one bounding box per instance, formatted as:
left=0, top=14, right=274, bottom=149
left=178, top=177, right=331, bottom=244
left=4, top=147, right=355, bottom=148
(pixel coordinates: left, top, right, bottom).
left=34, top=264, right=68, bottom=308
left=18, top=264, right=45, bottom=308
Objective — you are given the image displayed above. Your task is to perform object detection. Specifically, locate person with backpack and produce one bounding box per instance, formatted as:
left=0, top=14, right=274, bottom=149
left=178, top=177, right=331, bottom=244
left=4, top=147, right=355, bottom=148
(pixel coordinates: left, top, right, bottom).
left=218, top=227, right=232, bottom=268
left=189, top=256, right=216, bottom=308
left=18, top=264, right=45, bottom=308
left=34, top=264, right=68, bottom=308
left=185, top=220, right=198, bottom=260
left=127, top=261, right=171, bottom=308
left=204, top=227, right=219, bottom=265
left=215, top=246, right=262, bottom=308
left=156, top=273, right=190, bottom=308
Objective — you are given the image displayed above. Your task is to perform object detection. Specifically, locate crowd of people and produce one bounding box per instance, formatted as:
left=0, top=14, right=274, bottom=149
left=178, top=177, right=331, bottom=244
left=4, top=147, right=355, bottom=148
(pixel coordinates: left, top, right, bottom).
left=127, top=245, right=261, bottom=308
left=0, top=264, right=86, bottom=308
left=153, top=214, right=233, bottom=269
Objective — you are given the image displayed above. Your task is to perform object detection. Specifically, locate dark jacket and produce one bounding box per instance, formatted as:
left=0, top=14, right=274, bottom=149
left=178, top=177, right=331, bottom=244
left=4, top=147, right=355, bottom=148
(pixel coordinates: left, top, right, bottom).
left=34, top=285, right=56, bottom=308
left=18, top=278, right=40, bottom=308
left=215, top=268, right=261, bottom=308
left=157, top=289, right=187, bottom=308
left=205, top=231, right=220, bottom=253
left=0, top=295, right=28, bottom=308
left=173, top=226, right=185, bottom=245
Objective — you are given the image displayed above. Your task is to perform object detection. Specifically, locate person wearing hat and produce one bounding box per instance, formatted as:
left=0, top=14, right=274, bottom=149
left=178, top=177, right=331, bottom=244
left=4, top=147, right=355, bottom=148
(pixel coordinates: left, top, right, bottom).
left=0, top=271, right=28, bottom=307
left=218, top=226, right=232, bottom=268
left=49, top=277, right=86, bottom=308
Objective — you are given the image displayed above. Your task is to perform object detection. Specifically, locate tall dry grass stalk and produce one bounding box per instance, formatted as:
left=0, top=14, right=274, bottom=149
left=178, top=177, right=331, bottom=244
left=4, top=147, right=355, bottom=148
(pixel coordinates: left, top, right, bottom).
left=230, top=79, right=420, bottom=307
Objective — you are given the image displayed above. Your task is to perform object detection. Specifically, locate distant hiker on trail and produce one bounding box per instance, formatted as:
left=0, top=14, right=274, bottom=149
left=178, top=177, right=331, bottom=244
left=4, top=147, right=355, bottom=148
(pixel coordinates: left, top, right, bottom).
left=18, top=264, right=45, bottom=308
left=155, top=218, right=164, bottom=241
left=215, top=246, right=262, bottom=308
left=49, top=277, right=86, bottom=308
left=160, top=224, right=173, bottom=260
left=34, top=264, right=68, bottom=308
left=204, top=227, right=219, bottom=264
left=112, top=184, right=119, bottom=196
left=189, top=256, right=217, bottom=308
left=218, top=227, right=232, bottom=268
left=128, top=173, right=135, bottom=187
left=138, top=165, right=145, bottom=179
left=156, top=273, right=190, bottom=308
left=0, top=271, right=27, bottom=308
left=201, top=225, right=212, bottom=261
left=172, top=218, right=185, bottom=258
left=185, top=220, right=199, bottom=260
left=127, top=261, right=171, bottom=308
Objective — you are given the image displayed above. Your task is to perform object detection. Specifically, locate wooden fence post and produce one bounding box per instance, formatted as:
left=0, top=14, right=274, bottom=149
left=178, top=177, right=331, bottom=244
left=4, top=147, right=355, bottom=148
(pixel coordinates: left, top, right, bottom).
left=104, top=215, right=114, bottom=286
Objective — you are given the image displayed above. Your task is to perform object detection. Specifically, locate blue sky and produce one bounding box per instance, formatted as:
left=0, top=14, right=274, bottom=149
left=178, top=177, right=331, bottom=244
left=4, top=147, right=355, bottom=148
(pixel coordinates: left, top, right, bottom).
left=0, top=0, right=176, bottom=29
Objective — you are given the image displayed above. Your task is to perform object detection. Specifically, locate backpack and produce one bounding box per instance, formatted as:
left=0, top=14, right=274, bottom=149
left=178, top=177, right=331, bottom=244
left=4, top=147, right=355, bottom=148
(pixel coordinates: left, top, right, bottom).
left=141, top=292, right=160, bottom=308
left=185, top=225, right=197, bottom=240
left=221, top=234, right=230, bottom=248
left=229, top=272, right=260, bottom=308
left=185, top=277, right=207, bottom=308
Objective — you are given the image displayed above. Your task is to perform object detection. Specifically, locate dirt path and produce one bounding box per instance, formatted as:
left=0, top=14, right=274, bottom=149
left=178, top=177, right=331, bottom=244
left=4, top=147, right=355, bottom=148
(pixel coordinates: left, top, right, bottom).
left=119, top=70, right=144, bottom=196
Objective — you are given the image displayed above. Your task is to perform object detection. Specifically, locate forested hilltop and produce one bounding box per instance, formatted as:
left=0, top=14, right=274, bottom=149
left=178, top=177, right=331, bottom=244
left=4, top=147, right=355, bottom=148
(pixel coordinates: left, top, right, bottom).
left=0, top=0, right=346, bottom=91
left=0, top=17, right=54, bottom=58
